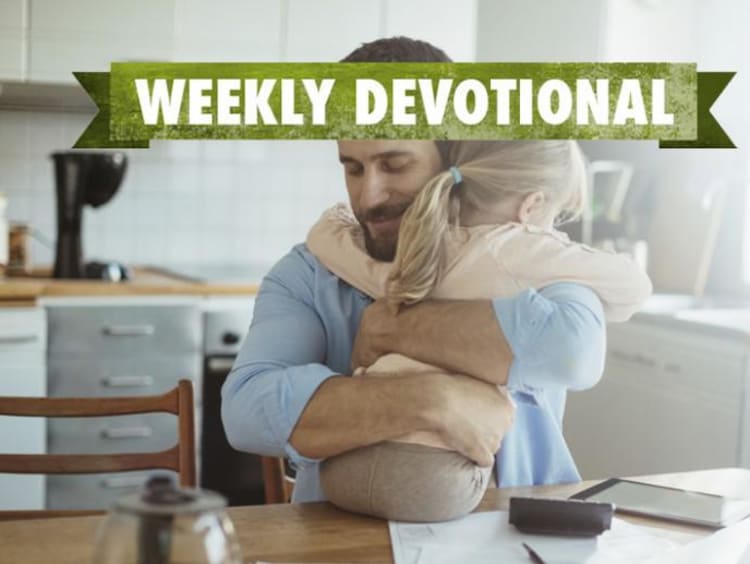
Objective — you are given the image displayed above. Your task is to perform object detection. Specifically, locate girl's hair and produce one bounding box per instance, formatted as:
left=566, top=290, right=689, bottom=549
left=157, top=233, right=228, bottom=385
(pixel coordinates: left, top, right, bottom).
left=387, top=140, right=588, bottom=310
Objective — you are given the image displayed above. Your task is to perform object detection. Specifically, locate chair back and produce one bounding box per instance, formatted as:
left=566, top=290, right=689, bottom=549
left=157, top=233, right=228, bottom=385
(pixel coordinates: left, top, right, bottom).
left=0, top=379, right=196, bottom=519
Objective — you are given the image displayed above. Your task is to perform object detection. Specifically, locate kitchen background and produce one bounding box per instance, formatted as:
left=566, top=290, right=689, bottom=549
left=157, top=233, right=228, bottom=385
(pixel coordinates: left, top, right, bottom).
left=1, top=0, right=750, bottom=511
left=0, top=0, right=747, bottom=291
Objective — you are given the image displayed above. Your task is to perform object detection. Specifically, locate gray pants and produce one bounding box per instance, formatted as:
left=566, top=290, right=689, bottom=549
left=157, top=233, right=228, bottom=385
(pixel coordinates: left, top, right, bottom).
left=320, top=441, right=493, bottom=522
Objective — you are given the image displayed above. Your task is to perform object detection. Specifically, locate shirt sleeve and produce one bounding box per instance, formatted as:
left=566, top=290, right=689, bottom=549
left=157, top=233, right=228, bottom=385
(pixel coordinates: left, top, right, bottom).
left=493, top=282, right=607, bottom=393
left=496, top=229, right=653, bottom=322
left=220, top=247, right=337, bottom=469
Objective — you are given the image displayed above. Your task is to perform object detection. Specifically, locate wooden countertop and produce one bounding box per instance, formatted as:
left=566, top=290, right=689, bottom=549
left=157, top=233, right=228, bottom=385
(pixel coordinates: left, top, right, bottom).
left=0, top=267, right=259, bottom=305
left=1, top=468, right=747, bottom=563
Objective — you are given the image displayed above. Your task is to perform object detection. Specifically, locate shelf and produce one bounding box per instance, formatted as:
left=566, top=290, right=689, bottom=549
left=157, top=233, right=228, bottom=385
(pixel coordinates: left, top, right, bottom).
left=0, top=81, right=96, bottom=113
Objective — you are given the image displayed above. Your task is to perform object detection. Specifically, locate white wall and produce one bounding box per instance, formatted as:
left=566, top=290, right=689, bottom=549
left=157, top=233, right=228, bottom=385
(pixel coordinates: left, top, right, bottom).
left=0, top=112, right=342, bottom=268
left=476, top=0, right=603, bottom=62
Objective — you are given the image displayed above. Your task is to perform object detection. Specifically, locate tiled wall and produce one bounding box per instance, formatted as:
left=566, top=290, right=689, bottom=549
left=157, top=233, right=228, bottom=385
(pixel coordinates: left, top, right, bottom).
left=0, top=109, right=345, bottom=269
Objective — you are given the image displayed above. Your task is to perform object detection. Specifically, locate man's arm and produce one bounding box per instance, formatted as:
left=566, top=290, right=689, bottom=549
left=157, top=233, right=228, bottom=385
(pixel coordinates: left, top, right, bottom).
left=221, top=247, right=509, bottom=468
left=352, top=282, right=606, bottom=391
left=288, top=371, right=511, bottom=467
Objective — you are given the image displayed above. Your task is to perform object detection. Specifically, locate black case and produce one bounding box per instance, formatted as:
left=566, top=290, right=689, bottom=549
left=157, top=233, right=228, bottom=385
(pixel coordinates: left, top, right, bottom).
left=508, top=496, right=614, bottom=537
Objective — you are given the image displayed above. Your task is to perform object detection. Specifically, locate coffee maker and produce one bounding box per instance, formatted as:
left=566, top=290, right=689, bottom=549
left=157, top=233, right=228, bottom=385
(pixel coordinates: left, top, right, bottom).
left=51, top=151, right=128, bottom=279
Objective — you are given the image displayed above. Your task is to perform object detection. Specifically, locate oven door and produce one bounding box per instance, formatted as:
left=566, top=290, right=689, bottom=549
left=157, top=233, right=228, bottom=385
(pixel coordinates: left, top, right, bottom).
left=201, top=355, right=266, bottom=506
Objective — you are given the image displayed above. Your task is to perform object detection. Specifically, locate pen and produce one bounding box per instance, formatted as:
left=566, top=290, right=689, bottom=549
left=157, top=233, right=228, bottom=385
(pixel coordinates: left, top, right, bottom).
left=522, top=542, right=547, bottom=564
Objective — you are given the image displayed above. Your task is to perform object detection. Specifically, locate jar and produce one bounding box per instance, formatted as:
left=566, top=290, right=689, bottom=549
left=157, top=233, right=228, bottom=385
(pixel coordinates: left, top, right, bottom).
left=92, top=475, right=243, bottom=564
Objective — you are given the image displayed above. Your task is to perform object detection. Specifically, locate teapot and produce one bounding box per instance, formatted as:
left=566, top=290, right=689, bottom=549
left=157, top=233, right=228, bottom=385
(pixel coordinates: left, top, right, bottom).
left=93, top=475, right=243, bottom=564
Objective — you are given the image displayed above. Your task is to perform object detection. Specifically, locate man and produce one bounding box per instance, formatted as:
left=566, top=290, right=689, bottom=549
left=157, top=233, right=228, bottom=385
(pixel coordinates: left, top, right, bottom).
left=222, top=37, right=606, bottom=503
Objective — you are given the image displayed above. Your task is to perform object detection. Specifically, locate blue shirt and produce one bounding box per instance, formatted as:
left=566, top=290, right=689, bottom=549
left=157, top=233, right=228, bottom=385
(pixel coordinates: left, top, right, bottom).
left=222, top=244, right=606, bottom=502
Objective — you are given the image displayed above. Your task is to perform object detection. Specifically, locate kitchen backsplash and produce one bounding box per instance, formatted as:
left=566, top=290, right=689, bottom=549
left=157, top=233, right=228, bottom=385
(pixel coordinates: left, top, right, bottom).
left=0, top=109, right=344, bottom=269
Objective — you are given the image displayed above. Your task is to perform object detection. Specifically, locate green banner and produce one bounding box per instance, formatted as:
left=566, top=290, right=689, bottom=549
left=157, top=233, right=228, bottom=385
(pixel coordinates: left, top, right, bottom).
left=73, top=63, right=734, bottom=149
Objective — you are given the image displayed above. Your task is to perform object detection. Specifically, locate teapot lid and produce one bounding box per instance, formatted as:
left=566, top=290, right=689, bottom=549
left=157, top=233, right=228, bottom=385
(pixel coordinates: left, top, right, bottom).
left=113, top=475, right=227, bottom=516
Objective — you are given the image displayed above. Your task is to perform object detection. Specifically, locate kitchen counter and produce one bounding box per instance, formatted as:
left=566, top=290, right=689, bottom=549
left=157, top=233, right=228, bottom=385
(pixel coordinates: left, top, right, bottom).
left=631, top=293, right=750, bottom=343
left=0, top=267, right=260, bottom=306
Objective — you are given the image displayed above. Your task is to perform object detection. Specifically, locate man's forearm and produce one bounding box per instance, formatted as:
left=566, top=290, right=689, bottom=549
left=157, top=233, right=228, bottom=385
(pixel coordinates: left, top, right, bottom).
left=289, top=370, right=511, bottom=466
left=289, top=374, right=436, bottom=459
left=385, top=300, right=513, bottom=385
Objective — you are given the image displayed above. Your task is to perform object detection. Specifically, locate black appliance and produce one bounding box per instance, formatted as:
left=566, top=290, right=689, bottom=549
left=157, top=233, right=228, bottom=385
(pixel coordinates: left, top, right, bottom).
left=198, top=295, right=268, bottom=506
left=51, top=151, right=128, bottom=279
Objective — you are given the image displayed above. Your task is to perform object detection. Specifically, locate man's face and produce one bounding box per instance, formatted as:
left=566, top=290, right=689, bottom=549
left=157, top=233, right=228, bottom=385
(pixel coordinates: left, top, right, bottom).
left=337, top=140, right=443, bottom=261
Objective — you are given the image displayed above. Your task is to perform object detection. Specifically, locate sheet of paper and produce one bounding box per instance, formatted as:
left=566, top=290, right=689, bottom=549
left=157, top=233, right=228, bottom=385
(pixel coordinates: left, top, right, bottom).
left=389, top=510, right=679, bottom=564
left=641, top=516, right=750, bottom=564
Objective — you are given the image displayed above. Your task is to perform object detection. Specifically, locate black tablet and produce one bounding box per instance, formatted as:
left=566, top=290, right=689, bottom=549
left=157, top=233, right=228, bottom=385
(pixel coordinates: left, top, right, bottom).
left=570, top=478, right=750, bottom=529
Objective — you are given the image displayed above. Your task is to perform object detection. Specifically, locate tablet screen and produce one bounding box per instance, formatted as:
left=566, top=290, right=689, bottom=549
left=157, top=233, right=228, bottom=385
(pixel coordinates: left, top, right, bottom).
left=578, top=480, right=750, bottom=527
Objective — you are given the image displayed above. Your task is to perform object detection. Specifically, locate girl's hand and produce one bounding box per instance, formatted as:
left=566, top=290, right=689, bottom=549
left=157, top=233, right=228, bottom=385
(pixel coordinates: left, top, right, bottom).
left=351, top=299, right=397, bottom=370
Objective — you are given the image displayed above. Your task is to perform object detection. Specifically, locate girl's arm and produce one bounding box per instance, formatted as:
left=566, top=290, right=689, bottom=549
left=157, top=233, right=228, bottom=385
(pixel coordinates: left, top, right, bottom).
left=352, top=283, right=606, bottom=392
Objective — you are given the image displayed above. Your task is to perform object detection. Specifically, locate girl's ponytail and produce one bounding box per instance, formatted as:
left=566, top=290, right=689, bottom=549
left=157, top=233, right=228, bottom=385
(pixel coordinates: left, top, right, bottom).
left=387, top=171, right=459, bottom=311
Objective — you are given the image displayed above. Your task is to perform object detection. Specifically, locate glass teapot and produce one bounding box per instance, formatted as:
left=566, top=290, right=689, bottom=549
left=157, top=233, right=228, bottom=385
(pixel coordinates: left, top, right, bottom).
left=93, top=475, right=243, bottom=564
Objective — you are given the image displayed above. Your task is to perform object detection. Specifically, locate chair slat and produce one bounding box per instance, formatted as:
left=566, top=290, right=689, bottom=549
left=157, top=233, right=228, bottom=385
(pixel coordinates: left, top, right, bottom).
left=0, top=445, right=180, bottom=474
left=177, top=380, right=196, bottom=487
left=0, top=388, right=179, bottom=417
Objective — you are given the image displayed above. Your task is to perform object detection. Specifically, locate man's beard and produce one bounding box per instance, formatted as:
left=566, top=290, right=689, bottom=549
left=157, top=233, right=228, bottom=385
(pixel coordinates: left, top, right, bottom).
left=355, top=202, right=412, bottom=262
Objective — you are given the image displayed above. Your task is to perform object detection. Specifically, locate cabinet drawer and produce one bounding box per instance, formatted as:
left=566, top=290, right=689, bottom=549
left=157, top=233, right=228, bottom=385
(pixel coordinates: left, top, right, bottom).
left=47, top=355, right=201, bottom=398
left=47, top=470, right=178, bottom=510
left=47, top=305, right=200, bottom=356
left=48, top=413, right=177, bottom=455
left=0, top=307, right=46, bottom=354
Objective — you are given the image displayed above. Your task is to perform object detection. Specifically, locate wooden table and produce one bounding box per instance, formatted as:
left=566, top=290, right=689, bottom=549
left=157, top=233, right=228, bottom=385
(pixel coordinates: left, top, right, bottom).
left=2, top=468, right=749, bottom=563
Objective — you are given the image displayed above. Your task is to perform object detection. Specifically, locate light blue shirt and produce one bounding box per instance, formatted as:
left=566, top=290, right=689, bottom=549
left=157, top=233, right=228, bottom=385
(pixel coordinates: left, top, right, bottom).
left=222, top=244, right=606, bottom=503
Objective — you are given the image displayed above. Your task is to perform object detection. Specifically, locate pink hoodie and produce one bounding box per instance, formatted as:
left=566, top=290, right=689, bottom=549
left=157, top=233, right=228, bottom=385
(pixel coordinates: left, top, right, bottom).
left=306, top=203, right=653, bottom=449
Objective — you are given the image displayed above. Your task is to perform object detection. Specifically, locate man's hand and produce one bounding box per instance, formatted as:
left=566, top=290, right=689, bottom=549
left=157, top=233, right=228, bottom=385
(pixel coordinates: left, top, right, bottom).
left=426, top=373, right=515, bottom=467
left=351, top=298, right=396, bottom=370
left=353, top=298, right=513, bottom=385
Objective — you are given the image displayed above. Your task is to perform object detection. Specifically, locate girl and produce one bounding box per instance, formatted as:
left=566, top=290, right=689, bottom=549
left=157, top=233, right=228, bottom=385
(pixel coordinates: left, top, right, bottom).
left=306, top=140, right=652, bottom=522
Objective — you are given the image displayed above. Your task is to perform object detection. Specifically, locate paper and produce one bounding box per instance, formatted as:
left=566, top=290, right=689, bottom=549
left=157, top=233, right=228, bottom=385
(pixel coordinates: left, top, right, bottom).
left=642, top=516, right=750, bottom=564
left=389, top=510, right=679, bottom=564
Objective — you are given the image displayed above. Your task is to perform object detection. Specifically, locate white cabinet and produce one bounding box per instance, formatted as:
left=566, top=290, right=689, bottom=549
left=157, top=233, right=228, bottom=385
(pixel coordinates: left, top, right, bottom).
left=43, top=299, right=201, bottom=510
left=0, top=0, right=26, bottom=80
left=28, top=0, right=175, bottom=84
left=564, top=319, right=748, bottom=480
left=476, top=0, right=602, bottom=63
left=7, top=0, right=481, bottom=86
left=0, top=307, right=47, bottom=510
left=284, top=0, right=382, bottom=62
left=173, top=0, right=282, bottom=62
left=284, top=0, right=478, bottom=63
left=476, top=0, right=698, bottom=63
left=383, top=0, right=477, bottom=62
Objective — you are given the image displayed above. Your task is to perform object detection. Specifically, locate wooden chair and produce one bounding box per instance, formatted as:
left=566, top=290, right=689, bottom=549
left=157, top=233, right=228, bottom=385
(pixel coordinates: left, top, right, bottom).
left=261, top=456, right=295, bottom=504
left=0, top=379, right=195, bottom=520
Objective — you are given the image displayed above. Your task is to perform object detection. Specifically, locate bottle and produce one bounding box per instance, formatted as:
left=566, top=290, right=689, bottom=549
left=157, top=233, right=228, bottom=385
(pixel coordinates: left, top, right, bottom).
left=0, top=193, right=8, bottom=277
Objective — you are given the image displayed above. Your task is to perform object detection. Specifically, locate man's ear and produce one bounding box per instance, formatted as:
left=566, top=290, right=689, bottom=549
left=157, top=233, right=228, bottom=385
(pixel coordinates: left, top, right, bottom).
left=518, top=191, right=546, bottom=223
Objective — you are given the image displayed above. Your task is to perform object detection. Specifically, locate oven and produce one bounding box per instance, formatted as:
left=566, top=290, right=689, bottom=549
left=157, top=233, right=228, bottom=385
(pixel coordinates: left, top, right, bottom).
left=200, top=297, right=266, bottom=506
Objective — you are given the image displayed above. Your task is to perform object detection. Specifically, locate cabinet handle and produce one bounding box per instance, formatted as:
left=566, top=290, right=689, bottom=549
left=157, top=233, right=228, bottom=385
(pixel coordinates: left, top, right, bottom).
left=207, top=357, right=236, bottom=373
left=101, top=426, right=152, bottom=439
left=100, top=476, right=148, bottom=489
left=101, top=375, right=154, bottom=388
left=102, top=324, right=155, bottom=337
left=0, top=334, right=39, bottom=344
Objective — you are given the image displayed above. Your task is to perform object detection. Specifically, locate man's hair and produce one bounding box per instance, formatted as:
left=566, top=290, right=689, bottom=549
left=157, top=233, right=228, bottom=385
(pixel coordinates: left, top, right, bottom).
left=341, top=36, right=452, bottom=63
left=342, top=37, right=454, bottom=167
